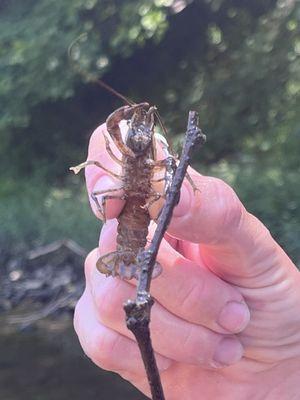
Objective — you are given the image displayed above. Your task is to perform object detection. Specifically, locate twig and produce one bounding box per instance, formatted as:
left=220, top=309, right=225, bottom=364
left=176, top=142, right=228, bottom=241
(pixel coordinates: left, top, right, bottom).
left=124, top=111, right=206, bottom=400
left=6, top=292, right=76, bottom=326
left=26, top=239, right=87, bottom=260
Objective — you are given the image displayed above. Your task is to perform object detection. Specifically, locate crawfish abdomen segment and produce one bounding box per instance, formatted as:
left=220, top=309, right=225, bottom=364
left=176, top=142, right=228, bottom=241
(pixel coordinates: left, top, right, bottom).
left=115, top=155, right=154, bottom=278
left=117, top=197, right=150, bottom=252
left=103, top=154, right=162, bottom=280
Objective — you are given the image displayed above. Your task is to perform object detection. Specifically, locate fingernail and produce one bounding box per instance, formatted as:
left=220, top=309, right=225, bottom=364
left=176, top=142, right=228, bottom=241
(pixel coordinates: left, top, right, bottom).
left=213, top=337, right=243, bottom=367
left=217, top=301, right=250, bottom=333
left=173, top=184, right=191, bottom=217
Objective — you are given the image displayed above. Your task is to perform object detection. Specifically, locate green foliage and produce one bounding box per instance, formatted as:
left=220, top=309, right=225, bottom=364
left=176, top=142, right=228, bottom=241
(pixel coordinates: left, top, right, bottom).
left=167, top=0, right=300, bottom=161
left=0, top=0, right=171, bottom=131
left=0, top=0, right=299, bottom=263
left=1, top=0, right=300, bottom=175
left=0, top=175, right=99, bottom=253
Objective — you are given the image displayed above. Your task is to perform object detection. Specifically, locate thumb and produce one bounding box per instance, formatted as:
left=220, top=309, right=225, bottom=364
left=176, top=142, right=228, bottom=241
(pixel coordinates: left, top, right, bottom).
left=165, top=167, right=298, bottom=286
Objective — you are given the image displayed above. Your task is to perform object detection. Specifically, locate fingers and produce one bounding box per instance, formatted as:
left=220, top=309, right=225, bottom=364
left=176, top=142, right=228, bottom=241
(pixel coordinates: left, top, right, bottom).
left=99, top=221, right=250, bottom=335
left=85, top=250, right=244, bottom=368
left=153, top=236, right=250, bottom=334
left=74, top=251, right=172, bottom=376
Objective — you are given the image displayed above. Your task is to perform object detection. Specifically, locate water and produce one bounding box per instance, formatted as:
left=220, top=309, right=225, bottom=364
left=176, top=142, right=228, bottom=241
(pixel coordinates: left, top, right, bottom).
left=0, top=319, right=147, bottom=400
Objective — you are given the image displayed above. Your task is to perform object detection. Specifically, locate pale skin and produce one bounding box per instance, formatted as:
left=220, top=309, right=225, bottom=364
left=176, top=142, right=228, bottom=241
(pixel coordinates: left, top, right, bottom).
left=74, top=123, right=300, bottom=400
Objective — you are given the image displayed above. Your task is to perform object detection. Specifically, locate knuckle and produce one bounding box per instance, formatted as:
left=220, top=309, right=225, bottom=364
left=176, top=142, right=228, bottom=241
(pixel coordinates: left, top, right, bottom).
left=178, top=325, right=218, bottom=365
left=180, top=325, right=198, bottom=353
left=84, top=249, right=98, bottom=282
left=87, top=328, right=122, bottom=370
left=94, top=279, right=123, bottom=323
left=209, top=178, right=244, bottom=233
left=73, top=294, right=85, bottom=335
left=178, top=278, right=205, bottom=316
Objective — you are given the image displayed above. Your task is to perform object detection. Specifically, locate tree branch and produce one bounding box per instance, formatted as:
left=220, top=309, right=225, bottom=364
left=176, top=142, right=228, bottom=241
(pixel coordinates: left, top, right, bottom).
left=124, top=111, right=206, bottom=400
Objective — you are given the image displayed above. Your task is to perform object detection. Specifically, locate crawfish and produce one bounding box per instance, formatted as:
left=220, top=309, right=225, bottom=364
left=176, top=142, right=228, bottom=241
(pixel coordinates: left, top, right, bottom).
left=71, top=102, right=176, bottom=280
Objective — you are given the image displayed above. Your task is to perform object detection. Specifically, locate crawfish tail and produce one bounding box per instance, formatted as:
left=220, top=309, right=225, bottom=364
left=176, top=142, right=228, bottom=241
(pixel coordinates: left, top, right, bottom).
left=116, top=197, right=150, bottom=254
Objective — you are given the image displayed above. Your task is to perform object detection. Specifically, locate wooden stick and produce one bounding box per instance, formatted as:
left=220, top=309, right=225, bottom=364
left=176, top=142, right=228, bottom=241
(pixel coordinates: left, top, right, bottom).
left=124, top=111, right=206, bottom=400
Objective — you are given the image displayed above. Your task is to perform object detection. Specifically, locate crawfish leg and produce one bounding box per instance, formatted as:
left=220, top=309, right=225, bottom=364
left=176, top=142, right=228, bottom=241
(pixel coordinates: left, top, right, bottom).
left=70, top=160, right=122, bottom=179
left=106, top=103, right=149, bottom=157
left=91, top=189, right=125, bottom=222
left=142, top=192, right=164, bottom=211
left=185, top=170, right=200, bottom=193
left=153, top=157, right=199, bottom=194
left=103, top=134, right=123, bottom=166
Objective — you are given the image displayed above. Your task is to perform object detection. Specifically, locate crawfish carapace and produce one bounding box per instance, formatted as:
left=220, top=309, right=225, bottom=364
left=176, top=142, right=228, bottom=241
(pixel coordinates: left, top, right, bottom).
left=71, top=102, right=175, bottom=280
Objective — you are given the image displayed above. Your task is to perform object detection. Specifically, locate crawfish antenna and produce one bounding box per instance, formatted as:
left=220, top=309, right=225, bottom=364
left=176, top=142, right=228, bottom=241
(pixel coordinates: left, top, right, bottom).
left=154, top=110, right=168, bottom=138
left=68, top=34, right=135, bottom=106
left=154, top=109, right=176, bottom=156
left=94, top=79, right=136, bottom=106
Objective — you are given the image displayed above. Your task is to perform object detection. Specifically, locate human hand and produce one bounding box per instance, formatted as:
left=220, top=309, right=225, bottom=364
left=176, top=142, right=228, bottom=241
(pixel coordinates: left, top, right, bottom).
left=74, top=123, right=300, bottom=399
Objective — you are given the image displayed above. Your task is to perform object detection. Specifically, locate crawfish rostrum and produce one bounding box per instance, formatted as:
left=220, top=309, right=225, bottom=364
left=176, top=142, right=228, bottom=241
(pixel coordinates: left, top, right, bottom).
left=71, top=102, right=177, bottom=280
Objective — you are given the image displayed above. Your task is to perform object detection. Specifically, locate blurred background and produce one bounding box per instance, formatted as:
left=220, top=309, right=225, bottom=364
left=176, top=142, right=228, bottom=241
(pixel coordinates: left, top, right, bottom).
left=0, top=0, right=299, bottom=398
